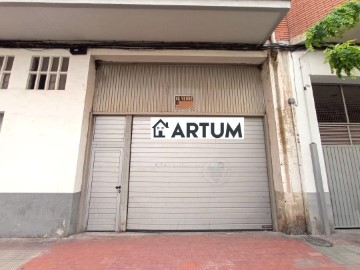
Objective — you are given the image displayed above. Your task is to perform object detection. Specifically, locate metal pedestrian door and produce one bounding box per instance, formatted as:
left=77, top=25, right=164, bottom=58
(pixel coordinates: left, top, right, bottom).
left=86, top=116, right=125, bottom=231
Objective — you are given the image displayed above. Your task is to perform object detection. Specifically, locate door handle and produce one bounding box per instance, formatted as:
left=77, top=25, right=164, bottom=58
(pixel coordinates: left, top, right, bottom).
left=115, top=186, right=121, bottom=193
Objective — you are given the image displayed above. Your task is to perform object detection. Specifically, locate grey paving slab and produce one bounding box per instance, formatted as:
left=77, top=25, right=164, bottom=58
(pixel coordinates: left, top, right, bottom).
left=305, top=230, right=360, bottom=268
left=314, top=245, right=360, bottom=265
left=0, top=249, right=44, bottom=270
left=0, top=238, right=56, bottom=270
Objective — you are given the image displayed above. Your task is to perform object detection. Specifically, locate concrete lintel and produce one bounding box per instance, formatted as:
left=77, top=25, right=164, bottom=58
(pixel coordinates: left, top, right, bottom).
left=91, top=50, right=268, bottom=65
left=290, top=33, right=306, bottom=45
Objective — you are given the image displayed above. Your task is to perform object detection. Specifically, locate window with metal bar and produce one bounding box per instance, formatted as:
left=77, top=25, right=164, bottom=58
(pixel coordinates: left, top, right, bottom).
left=0, top=56, right=14, bottom=89
left=313, top=84, right=360, bottom=146
left=27, top=56, right=69, bottom=90
left=0, top=112, right=4, bottom=133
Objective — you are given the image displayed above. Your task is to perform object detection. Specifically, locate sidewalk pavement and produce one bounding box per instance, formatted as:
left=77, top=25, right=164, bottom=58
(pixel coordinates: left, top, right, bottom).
left=0, top=231, right=359, bottom=270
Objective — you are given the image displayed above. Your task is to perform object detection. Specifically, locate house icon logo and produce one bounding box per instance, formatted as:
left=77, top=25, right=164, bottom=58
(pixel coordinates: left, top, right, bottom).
left=152, top=119, right=169, bottom=138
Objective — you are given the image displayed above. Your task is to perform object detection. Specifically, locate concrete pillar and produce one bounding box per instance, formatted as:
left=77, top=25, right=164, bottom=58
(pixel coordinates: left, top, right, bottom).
left=261, top=51, right=307, bottom=234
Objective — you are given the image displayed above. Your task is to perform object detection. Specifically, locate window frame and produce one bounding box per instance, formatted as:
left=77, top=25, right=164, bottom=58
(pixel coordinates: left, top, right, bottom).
left=0, top=112, right=4, bottom=133
left=27, top=56, right=69, bottom=90
left=0, top=56, right=15, bottom=89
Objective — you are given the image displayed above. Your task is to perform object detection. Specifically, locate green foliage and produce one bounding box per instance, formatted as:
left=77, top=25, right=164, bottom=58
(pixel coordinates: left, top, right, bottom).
left=324, top=40, right=360, bottom=78
left=305, top=0, right=360, bottom=78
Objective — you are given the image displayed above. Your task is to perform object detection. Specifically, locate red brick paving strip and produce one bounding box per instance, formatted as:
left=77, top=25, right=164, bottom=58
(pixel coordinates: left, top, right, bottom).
left=20, top=233, right=344, bottom=270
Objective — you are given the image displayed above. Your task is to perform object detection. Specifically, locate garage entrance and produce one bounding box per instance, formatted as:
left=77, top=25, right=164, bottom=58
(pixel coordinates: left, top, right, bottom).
left=86, top=63, right=273, bottom=231
left=127, top=116, right=272, bottom=230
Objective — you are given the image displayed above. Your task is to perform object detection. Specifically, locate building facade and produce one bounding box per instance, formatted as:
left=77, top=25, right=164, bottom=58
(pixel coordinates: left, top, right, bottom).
left=0, top=0, right=358, bottom=237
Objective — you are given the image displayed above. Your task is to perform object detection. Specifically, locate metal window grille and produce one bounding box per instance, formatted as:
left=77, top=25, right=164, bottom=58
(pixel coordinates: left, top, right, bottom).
left=313, top=84, right=360, bottom=145
left=0, top=56, right=14, bottom=89
left=27, top=56, right=69, bottom=90
left=343, top=85, right=360, bottom=123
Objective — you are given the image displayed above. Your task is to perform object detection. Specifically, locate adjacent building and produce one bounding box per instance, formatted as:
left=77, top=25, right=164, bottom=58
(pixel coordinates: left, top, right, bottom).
left=0, top=0, right=358, bottom=237
left=275, top=0, right=360, bottom=233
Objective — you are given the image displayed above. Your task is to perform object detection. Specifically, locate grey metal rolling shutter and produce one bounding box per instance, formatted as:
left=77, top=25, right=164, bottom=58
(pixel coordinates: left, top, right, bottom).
left=93, top=64, right=265, bottom=115
left=127, top=116, right=272, bottom=230
left=323, top=146, right=360, bottom=228
left=86, top=116, right=125, bottom=231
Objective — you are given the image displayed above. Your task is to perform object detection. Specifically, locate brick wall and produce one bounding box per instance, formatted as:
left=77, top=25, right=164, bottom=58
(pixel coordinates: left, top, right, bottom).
left=275, top=0, right=348, bottom=42
left=275, top=16, right=290, bottom=42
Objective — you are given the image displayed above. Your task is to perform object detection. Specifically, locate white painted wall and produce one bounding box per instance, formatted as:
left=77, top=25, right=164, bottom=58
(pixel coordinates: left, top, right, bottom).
left=0, top=49, right=91, bottom=193
left=291, top=51, right=326, bottom=195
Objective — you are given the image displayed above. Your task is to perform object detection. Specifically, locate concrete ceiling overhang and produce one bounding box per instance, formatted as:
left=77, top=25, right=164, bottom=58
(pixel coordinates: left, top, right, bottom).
left=291, top=23, right=360, bottom=45
left=0, top=0, right=290, bottom=44
left=342, top=24, right=360, bottom=44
